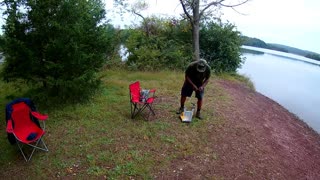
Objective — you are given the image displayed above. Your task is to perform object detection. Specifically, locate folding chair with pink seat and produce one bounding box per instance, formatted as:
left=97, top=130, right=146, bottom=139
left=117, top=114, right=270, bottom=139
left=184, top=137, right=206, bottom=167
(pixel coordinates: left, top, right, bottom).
left=5, top=98, right=49, bottom=162
left=129, top=81, right=156, bottom=120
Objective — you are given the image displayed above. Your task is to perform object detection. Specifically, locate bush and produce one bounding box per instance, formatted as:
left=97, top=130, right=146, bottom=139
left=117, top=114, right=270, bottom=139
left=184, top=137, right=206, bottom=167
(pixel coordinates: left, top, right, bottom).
left=124, top=17, right=192, bottom=71
left=200, top=21, right=244, bottom=73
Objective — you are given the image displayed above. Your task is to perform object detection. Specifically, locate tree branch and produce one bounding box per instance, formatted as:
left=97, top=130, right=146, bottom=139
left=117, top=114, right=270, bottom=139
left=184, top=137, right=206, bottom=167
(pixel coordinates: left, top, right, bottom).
left=230, top=6, right=248, bottom=16
left=132, top=9, right=150, bottom=36
left=199, top=0, right=224, bottom=17
left=220, top=0, right=250, bottom=8
left=132, top=9, right=146, bottom=22
left=200, top=0, right=249, bottom=18
left=179, top=0, right=193, bottom=24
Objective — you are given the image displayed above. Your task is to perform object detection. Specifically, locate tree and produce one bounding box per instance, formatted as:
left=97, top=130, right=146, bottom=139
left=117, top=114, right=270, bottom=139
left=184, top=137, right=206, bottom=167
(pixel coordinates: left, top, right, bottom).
left=200, top=21, right=243, bottom=72
left=0, top=34, right=3, bottom=50
left=113, top=0, right=248, bottom=71
left=114, top=1, right=193, bottom=70
left=124, top=17, right=192, bottom=71
left=1, top=0, right=115, bottom=99
left=241, top=36, right=269, bottom=48
left=179, top=0, right=249, bottom=61
left=306, top=53, right=320, bottom=61
left=114, top=0, right=152, bottom=36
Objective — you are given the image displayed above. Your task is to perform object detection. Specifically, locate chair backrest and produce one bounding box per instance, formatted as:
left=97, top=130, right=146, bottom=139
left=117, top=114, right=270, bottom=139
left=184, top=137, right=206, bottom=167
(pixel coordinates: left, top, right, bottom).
left=129, top=81, right=141, bottom=103
left=6, top=98, right=36, bottom=122
left=11, top=102, right=34, bottom=132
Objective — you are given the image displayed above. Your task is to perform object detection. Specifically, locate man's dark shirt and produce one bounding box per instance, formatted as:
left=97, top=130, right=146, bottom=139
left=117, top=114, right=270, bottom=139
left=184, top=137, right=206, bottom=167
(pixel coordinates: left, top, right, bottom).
left=185, top=62, right=211, bottom=87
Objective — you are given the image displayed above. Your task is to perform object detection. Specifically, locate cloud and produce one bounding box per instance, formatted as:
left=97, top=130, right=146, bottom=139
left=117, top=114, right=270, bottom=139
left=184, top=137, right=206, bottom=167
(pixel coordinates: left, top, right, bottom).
left=222, top=0, right=320, bottom=53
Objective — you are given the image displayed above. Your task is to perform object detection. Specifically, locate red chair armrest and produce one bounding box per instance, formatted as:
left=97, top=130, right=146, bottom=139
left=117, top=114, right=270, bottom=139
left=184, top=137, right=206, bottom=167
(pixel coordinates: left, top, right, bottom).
left=31, top=111, right=48, bottom=121
left=149, top=89, right=156, bottom=93
left=6, top=119, right=13, bottom=133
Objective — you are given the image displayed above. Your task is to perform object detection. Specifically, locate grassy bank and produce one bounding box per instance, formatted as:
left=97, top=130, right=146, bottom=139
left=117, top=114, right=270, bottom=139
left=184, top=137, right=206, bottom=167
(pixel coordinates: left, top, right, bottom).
left=0, top=69, right=251, bottom=179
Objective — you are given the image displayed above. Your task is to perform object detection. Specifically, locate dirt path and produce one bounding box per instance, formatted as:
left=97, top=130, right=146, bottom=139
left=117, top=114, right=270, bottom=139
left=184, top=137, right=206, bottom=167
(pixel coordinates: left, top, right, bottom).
left=155, top=79, right=320, bottom=179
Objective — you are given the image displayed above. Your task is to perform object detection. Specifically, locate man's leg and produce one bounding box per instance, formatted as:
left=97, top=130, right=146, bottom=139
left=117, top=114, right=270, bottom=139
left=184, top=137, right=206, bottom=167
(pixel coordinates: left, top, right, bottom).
left=177, top=82, right=192, bottom=114
left=197, top=99, right=202, bottom=112
left=181, top=96, right=187, bottom=108
left=177, top=96, right=187, bottom=114
left=196, top=99, right=203, bottom=119
left=195, top=90, right=204, bottom=119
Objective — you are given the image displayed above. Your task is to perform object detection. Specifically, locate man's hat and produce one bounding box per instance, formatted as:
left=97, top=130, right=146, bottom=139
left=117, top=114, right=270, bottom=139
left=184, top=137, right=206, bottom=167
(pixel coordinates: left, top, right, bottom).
left=196, top=59, right=207, bottom=72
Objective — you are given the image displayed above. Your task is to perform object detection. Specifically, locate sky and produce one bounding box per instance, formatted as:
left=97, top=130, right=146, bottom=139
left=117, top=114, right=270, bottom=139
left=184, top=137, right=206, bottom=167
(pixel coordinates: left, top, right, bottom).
left=1, top=0, right=319, bottom=54
left=104, top=0, right=320, bottom=54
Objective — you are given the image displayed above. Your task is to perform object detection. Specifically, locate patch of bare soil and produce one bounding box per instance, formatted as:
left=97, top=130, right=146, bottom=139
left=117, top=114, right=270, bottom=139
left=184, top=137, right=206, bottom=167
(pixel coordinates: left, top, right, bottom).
left=155, top=79, right=320, bottom=179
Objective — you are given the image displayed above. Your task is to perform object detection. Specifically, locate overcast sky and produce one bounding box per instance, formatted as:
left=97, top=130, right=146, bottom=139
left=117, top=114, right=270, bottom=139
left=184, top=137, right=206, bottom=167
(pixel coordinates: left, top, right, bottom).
left=1, top=0, right=319, bottom=54
left=105, top=0, right=320, bottom=54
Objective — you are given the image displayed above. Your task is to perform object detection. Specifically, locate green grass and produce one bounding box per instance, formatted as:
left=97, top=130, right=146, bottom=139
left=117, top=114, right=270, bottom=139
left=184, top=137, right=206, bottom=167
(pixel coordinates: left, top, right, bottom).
left=0, top=69, right=252, bottom=179
left=220, top=72, right=255, bottom=91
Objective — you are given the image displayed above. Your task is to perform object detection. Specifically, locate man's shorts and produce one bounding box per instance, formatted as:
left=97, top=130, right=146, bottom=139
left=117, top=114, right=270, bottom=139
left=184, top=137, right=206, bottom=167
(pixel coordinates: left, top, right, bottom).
left=181, top=82, right=204, bottom=100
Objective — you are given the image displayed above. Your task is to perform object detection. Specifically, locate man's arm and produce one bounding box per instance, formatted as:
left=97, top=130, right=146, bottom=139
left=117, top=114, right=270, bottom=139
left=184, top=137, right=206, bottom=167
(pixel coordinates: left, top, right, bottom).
left=199, top=78, right=209, bottom=92
left=199, top=68, right=211, bottom=91
left=186, top=75, right=199, bottom=91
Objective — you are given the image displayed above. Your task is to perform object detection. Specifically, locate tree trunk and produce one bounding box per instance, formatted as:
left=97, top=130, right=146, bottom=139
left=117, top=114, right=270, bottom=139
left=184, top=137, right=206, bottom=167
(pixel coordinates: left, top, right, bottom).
left=179, top=0, right=249, bottom=61
left=192, top=0, right=200, bottom=61
left=192, top=22, right=200, bottom=61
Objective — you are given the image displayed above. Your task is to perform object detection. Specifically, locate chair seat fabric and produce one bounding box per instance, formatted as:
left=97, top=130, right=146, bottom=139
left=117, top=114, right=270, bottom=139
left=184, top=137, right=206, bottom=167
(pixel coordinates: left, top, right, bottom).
left=14, top=124, right=45, bottom=144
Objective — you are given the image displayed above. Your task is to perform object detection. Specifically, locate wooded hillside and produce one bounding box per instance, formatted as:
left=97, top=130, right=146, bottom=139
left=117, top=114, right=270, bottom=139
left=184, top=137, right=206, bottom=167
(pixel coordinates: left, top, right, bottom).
left=242, top=36, right=320, bottom=61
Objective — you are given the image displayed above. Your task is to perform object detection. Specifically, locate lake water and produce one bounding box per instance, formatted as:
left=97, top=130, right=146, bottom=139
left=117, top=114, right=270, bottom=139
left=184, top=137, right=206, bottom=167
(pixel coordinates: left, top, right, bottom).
left=238, top=46, right=320, bottom=133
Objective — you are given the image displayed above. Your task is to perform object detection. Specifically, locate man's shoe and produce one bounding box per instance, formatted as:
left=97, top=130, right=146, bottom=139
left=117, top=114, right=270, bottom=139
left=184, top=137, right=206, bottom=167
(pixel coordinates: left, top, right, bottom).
left=176, top=107, right=184, bottom=114
left=195, top=111, right=203, bottom=120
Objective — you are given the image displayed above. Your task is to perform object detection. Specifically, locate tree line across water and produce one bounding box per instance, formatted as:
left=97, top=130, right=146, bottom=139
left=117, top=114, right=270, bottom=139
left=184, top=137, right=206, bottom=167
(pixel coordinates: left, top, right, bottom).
left=242, top=36, right=320, bottom=61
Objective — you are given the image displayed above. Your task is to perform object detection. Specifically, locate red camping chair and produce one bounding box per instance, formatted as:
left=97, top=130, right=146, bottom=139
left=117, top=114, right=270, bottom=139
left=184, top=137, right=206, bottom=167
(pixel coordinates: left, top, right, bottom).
left=6, top=100, right=49, bottom=162
left=129, top=81, right=156, bottom=119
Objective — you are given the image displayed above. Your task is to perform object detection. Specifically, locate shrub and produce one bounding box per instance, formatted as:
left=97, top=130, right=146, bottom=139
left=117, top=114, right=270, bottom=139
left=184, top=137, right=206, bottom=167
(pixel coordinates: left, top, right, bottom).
left=200, top=21, right=244, bottom=73
left=1, top=0, right=117, bottom=100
